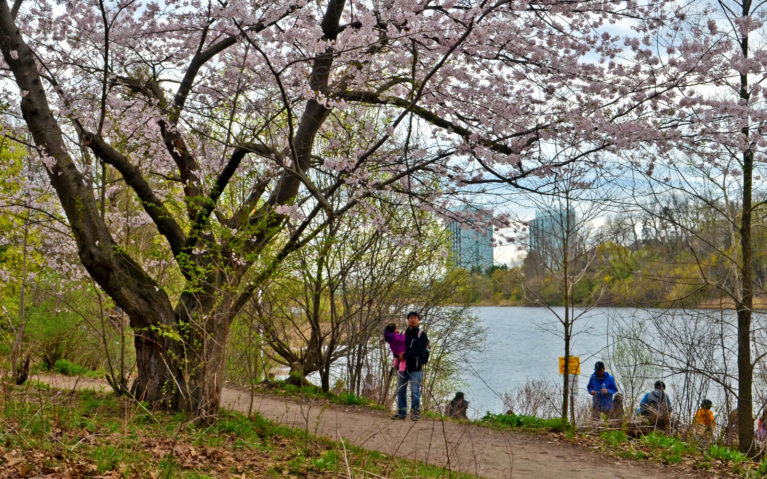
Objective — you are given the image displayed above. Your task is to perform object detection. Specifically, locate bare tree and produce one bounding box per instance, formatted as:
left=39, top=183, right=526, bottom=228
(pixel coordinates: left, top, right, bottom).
left=254, top=196, right=443, bottom=391
left=516, top=161, right=614, bottom=423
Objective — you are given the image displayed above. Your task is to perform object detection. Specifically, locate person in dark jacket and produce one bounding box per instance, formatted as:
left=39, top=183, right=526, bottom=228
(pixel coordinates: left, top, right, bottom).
left=446, top=392, right=469, bottom=419
left=587, top=361, right=618, bottom=419
left=392, top=311, right=429, bottom=421
left=639, top=380, right=672, bottom=430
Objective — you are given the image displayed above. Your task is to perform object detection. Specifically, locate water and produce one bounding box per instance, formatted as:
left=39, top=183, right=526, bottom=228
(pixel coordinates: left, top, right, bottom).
left=458, top=306, right=615, bottom=418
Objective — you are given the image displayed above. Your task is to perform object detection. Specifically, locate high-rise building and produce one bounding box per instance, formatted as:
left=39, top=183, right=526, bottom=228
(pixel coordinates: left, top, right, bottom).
left=446, top=208, right=493, bottom=271
left=528, top=208, right=576, bottom=268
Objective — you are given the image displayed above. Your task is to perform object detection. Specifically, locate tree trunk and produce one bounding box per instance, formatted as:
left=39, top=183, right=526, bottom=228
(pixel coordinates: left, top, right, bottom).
left=10, top=204, right=30, bottom=382
left=737, top=145, right=755, bottom=454
left=131, top=330, right=179, bottom=404
left=561, top=206, right=571, bottom=423
left=177, top=321, right=231, bottom=418
left=737, top=14, right=755, bottom=453
left=320, top=367, right=330, bottom=392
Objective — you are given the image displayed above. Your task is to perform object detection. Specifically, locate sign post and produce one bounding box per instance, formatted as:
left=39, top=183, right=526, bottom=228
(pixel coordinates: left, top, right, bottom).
left=559, top=356, right=581, bottom=425
left=558, top=356, right=580, bottom=375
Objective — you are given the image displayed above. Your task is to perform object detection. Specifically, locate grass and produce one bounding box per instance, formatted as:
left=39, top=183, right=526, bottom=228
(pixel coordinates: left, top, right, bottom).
left=478, top=411, right=572, bottom=432
left=600, top=430, right=628, bottom=447
left=0, top=382, right=481, bottom=478
left=42, top=358, right=105, bottom=379
left=590, top=426, right=767, bottom=476
left=260, top=379, right=383, bottom=410
left=472, top=410, right=763, bottom=477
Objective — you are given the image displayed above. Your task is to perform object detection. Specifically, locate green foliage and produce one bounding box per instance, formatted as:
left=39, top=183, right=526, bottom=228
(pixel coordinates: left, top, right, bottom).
left=705, top=444, right=747, bottom=463
left=264, top=380, right=378, bottom=409
left=337, top=392, right=366, bottom=406
left=53, top=358, right=90, bottom=376
left=458, top=206, right=767, bottom=308
left=600, top=430, right=628, bottom=447
left=754, top=458, right=767, bottom=477
left=93, top=445, right=122, bottom=473
left=639, top=432, right=695, bottom=464
left=312, top=450, right=338, bottom=471
left=479, top=412, right=571, bottom=432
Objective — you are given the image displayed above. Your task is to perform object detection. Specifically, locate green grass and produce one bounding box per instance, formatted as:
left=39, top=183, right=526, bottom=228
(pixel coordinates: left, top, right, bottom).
left=93, top=445, right=122, bottom=473
left=261, top=380, right=384, bottom=410
left=337, top=392, right=367, bottom=405
left=637, top=431, right=695, bottom=464
left=479, top=412, right=572, bottom=432
left=593, top=427, right=764, bottom=476
left=50, top=359, right=104, bottom=378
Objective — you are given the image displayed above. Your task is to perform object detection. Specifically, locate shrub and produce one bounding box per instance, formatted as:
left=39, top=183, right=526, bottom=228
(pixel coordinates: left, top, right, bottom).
left=501, top=379, right=560, bottom=418
left=53, top=359, right=89, bottom=376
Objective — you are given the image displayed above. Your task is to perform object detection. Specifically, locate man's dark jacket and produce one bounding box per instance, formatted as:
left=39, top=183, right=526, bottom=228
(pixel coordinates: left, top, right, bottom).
left=404, top=326, right=428, bottom=372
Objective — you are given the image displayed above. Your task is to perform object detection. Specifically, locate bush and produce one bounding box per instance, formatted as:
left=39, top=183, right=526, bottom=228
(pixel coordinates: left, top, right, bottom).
left=53, top=359, right=90, bottom=376
left=337, top=392, right=366, bottom=406
left=755, top=458, right=767, bottom=476
left=501, top=378, right=560, bottom=418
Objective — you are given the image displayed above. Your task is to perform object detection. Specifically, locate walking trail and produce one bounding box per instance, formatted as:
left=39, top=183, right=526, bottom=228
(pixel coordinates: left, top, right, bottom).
left=34, top=374, right=710, bottom=479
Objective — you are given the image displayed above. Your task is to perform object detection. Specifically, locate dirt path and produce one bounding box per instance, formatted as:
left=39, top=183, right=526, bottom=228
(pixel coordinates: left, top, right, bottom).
left=33, top=374, right=707, bottom=479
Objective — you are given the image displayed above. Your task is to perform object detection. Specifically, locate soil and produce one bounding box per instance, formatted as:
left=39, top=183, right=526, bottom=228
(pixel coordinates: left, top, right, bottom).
left=33, top=374, right=717, bottom=479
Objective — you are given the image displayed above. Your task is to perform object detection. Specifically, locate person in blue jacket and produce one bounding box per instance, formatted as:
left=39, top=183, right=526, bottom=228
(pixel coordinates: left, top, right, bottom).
left=587, top=361, right=618, bottom=419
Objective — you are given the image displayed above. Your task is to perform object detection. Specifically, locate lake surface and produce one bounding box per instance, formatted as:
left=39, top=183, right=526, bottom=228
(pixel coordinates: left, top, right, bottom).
left=456, top=306, right=748, bottom=420
left=458, top=306, right=616, bottom=418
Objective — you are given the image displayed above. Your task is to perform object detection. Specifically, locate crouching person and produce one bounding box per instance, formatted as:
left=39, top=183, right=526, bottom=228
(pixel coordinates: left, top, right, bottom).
left=446, top=392, right=469, bottom=419
left=640, top=381, right=672, bottom=431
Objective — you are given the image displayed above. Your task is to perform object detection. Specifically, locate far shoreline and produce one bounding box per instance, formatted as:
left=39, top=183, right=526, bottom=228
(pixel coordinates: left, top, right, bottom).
left=461, top=297, right=767, bottom=310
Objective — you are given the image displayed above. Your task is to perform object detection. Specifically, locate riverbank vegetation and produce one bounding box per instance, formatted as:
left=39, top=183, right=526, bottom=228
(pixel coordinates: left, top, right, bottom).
left=459, top=206, right=767, bottom=309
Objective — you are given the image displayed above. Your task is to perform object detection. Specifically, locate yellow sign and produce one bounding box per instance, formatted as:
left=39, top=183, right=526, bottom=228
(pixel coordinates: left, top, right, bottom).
left=558, top=356, right=581, bottom=375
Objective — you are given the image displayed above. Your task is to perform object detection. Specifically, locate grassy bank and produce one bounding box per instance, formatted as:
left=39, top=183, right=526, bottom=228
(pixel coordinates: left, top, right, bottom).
left=466, top=410, right=766, bottom=478
left=0, top=382, right=477, bottom=478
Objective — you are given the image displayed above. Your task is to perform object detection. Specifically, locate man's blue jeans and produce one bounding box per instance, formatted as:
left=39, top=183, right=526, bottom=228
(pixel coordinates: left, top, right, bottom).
left=397, top=370, right=422, bottom=416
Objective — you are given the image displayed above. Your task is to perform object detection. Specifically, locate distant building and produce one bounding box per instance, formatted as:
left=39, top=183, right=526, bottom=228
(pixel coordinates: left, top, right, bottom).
left=528, top=208, right=576, bottom=268
left=447, top=208, right=493, bottom=271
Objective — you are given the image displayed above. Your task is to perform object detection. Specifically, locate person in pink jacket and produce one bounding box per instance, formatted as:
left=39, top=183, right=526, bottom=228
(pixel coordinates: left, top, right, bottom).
left=383, top=323, right=406, bottom=375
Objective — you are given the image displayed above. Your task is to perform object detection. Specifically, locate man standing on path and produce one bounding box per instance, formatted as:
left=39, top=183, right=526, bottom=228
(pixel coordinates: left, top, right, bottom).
left=392, top=311, right=429, bottom=421
left=587, top=361, right=618, bottom=420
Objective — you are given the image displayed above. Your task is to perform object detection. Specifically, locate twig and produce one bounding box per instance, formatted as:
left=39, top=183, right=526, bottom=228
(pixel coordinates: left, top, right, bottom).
left=338, top=432, right=353, bottom=479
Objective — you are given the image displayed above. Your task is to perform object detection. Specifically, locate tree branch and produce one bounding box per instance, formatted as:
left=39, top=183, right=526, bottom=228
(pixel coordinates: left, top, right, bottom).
left=82, top=131, right=186, bottom=257
left=184, top=142, right=273, bottom=252
left=340, top=90, right=544, bottom=157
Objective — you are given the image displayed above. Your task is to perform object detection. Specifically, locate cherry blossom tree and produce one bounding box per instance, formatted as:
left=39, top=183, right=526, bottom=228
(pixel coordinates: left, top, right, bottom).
left=0, top=0, right=656, bottom=417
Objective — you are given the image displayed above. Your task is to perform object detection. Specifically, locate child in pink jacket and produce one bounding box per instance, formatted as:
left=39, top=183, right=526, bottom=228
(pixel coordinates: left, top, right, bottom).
left=383, top=323, right=406, bottom=375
